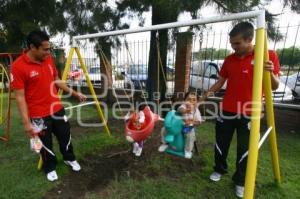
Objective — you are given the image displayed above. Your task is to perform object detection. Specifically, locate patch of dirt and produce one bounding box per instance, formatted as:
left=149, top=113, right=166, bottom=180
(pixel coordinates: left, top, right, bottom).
left=44, top=119, right=204, bottom=199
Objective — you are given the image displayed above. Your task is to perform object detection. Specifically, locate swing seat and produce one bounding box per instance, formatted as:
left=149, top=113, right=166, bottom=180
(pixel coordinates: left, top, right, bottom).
left=125, top=106, right=159, bottom=142
left=163, top=110, right=185, bottom=157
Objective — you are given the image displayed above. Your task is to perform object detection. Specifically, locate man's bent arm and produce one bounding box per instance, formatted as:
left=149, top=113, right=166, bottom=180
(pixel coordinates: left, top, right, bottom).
left=54, top=76, right=86, bottom=101
left=204, top=77, right=227, bottom=99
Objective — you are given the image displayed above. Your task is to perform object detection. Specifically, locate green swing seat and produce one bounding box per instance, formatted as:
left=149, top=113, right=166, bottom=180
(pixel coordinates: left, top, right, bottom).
left=164, top=110, right=185, bottom=157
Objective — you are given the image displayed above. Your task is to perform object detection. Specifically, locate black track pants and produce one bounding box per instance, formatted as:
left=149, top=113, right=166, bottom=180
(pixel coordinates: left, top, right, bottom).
left=32, top=108, right=76, bottom=174
left=213, top=111, right=251, bottom=186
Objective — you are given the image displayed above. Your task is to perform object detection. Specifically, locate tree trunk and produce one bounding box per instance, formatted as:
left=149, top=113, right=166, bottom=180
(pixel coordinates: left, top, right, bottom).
left=146, top=4, right=169, bottom=102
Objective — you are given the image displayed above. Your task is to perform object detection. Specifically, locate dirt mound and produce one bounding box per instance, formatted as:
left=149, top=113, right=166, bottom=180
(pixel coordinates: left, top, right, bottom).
left=44, top=121, right=203, bottom=199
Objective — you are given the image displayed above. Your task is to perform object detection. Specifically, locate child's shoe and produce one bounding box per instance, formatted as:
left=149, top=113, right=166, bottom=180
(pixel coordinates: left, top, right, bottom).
left=132, top=142, right=139, bottom=154
left=158, top=144, right=168, bottom=152
left=135, top=146, right=143, bottom=157
left=184, top=151, right=192, bottom=159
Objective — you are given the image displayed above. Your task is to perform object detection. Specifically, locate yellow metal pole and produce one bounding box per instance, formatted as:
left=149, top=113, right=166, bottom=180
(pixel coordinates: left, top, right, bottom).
left=244, top=27, right=265, bottom=199
left=263, top=32, right=281, bottom=183
left=37, top=155, right=43, bottom=170
left=75, top=47, right=111, bottom=136
left=58, top=48, right=75, bottom=97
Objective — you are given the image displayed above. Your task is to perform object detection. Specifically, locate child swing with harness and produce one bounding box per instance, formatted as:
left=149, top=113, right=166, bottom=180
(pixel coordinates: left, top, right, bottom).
left=125, top=105, right=159, bottom=157
left=158, top=92, right=203, bottom=159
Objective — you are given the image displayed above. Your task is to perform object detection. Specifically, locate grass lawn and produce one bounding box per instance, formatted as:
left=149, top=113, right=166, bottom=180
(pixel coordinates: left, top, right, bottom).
left=0, top=97, right=299, bottom=199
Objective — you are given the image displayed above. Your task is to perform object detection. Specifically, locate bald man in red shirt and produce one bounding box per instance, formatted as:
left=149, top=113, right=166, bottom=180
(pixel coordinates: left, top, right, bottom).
left=11, top=30, right=86, bottom=182
left=205, top=22, right=280, bottom=198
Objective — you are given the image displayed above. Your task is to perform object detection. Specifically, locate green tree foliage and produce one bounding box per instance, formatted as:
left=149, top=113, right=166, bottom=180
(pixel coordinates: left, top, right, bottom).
left=1, top=0, right=299, bottom=99
left=59, top=0, right=128, bottom=88
left=276, top=46, right=300, bottom=67
left=116, top=0, right=279, bottom=100
left=193, top=48, right=231, bottom=61
left=0, top=0, right=66, bottom=51
left=283, top=0, right=300, bottom=13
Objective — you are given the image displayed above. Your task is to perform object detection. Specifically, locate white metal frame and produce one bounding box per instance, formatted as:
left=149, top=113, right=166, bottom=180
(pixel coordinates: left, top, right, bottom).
left=70, top=10, right=283, bottom=199
left=72, top=10, right=265, bottom=45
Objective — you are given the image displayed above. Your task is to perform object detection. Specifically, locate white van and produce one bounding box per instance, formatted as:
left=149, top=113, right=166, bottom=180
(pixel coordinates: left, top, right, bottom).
left=190, top=60, right=293, bottom=102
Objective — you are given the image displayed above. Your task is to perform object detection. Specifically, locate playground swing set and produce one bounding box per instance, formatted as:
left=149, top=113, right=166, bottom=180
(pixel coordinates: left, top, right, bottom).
left=51, top=10, right=283, bottom=199
left=97, top=31, right=193, bottom=157
left=0, top=10, right=282, bottom=199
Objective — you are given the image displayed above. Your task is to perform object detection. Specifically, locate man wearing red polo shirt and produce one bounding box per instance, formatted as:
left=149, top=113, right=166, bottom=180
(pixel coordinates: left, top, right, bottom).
left=11, top=30, right=86, bottom=182
left=205, top=22, right=280, bottom=198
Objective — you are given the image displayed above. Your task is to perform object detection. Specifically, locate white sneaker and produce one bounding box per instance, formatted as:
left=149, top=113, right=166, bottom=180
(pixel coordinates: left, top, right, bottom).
left=47, top=170, right=58, bottom=182
left=158, top=144, right=168, bottom=152
left=209, top=172, right=222, bottom=182
left=132, top=143, right=139, bottom=154
left=64, top=160, right=81, bottom=171
left=235, top=185, right=244, bottom=198
left=135, top=147, right=143, bottom=157
left=184, top=151, right=192, bottom=159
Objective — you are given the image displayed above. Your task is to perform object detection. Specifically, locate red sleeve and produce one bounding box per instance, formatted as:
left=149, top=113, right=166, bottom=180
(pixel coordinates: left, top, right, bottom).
left=219, top=58, right=228, bottom=78
left=269, top=50, right=280, bottom=75
left=11, top=63, right=26, bottom=90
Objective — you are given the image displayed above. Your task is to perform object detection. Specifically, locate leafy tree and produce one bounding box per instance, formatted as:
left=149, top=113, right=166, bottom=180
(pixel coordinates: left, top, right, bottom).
left=276, top=46, right=300, bottom=68
left=193, top=48, right=231, bottom=61
left=0, top=0, right=66, bottom=51
left=283, top=0, right=300, bottom=13
left=60, top=0, right=128, bottom=88
left=1, top=0, right=300, bottom=99
left=116, top=0, right=281, bottom=101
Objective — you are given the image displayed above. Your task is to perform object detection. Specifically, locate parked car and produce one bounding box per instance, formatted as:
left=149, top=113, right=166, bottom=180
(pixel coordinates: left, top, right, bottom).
left=190, top=60, right=293, bottom=102
left=81, top=66, right=101, bottom=84
left=122, top=64, right=175, bottom=89
left=279, top=72, right=300, bottom=100
left=123, top=64, right=148, bottom=89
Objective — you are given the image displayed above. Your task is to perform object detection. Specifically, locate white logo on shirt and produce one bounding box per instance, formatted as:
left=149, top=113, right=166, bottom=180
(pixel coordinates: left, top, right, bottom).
left=30, top=70, right=39, bottom=78
left=242, top=70, right=249, bottom=74
left=251, top=60, right=254, bottom=65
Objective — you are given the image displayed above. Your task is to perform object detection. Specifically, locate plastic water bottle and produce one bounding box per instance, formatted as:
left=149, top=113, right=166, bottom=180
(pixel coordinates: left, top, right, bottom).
left=30, top=125, right=43, bottom=153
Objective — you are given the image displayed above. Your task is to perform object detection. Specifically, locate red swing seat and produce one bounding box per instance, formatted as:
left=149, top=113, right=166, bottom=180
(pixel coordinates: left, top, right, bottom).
left=125, top=106, right=159, bottom=142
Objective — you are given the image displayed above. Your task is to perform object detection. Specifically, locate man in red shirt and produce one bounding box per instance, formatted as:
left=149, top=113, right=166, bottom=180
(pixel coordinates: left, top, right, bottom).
left=11, top=30, right=86, bottom=182
left=205, top=22, right=280, bottom=198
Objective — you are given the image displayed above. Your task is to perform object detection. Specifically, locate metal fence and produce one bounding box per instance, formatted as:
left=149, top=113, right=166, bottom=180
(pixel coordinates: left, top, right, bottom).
left=69, top=24, right=300, bottom=105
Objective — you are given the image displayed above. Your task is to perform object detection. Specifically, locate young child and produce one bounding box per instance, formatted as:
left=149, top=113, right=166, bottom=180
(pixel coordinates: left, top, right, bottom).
left=178, top=92, right=202, bottom=158
left=158, top=92, right=203, bottom=159
left=124, top=105, right=146, bottom=157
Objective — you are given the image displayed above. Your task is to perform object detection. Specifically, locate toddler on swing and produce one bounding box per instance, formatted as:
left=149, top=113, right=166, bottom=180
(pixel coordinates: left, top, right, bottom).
left=158, top=92, right=202, bottom=159
left=124, top=104, right=146, bottom=157
left=178, top=92, right=202, bottom=158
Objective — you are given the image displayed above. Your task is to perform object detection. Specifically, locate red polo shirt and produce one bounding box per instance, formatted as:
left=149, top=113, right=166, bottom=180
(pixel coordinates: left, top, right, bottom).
left=11, top=52, right=63, bottom=118
left=220, top=50, right=280, bottom=115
